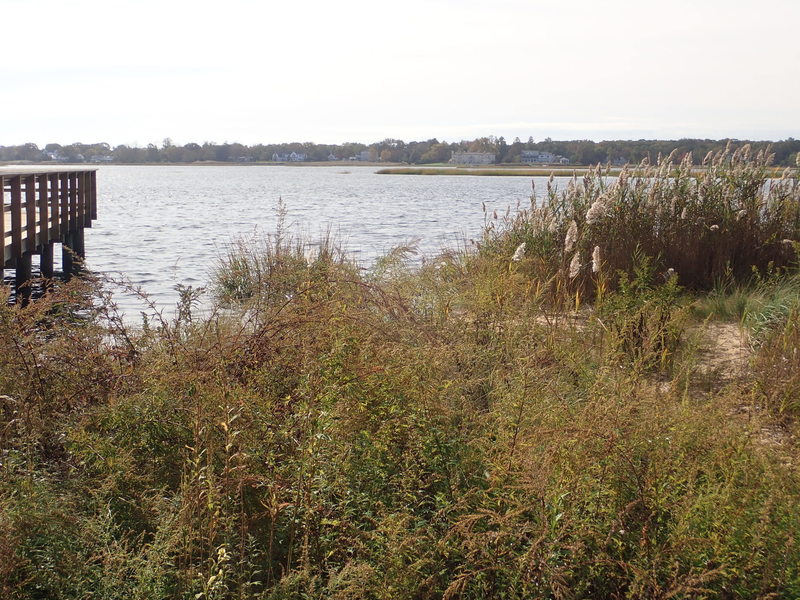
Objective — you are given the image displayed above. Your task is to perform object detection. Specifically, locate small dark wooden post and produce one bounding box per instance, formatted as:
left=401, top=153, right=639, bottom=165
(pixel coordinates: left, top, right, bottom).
left=62, top=233, right=74, bottom=281
left=73, top=227, right=85, bottom=260
left=40, top=242, right=54, bottom=279
left=15, top=254, right=32, bottom=306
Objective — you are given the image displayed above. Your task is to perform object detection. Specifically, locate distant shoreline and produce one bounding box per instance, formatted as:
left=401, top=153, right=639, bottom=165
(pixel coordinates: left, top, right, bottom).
left=0, top=160, right=596, bottom=174
left=1, top=161, right=794, bottom=178
left=0, top=160, right=388, bottom=168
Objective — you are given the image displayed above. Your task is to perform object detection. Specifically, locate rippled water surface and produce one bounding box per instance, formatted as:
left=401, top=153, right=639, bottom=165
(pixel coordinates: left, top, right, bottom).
left=86, top=165, right=563, bottom=316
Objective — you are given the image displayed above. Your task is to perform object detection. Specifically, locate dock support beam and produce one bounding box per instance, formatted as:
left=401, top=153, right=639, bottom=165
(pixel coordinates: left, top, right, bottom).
left=15, top=254, right=32, bottom=306
left=41, top=243, right=54, bottom=279
left=74, top=228, right=85, bottom=260
left=62, top=240, right=74, bottom=281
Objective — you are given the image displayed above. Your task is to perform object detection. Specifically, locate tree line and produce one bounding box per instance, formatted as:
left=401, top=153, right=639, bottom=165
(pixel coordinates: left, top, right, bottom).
left=2, top=136, right=798, bottom=166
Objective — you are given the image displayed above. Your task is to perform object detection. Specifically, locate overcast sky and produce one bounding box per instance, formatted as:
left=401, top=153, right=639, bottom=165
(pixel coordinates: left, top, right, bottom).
left=3, top=0, right=798, bottom=147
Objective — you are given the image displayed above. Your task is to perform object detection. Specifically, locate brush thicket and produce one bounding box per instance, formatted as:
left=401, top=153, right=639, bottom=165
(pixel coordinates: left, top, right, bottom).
left=1, top=154, right=799, bottom=598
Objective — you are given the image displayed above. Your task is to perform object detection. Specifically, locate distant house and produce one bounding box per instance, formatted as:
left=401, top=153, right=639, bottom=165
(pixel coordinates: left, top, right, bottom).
left=520, top=150, right=556, bottom=164
left=328, top=153, right=338, bottom=161
left=450, top=151, right=495, bottom=165
left=89, top=155, right=114, bottom=163
left=272, top=152, right=307, bottom=162
left=51, top=152, right=84, bottom=162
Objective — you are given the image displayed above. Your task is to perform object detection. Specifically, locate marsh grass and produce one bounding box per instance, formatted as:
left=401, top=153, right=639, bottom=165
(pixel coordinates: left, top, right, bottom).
left=478, top=144, right=799, bottom=301
left=377, top=167, right=579, bottom=177
left=1, top=148, right=799, bottom=598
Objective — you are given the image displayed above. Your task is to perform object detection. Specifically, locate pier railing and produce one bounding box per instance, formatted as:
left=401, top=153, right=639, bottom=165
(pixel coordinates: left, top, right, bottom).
left=1, top=168, right=97, bottom=303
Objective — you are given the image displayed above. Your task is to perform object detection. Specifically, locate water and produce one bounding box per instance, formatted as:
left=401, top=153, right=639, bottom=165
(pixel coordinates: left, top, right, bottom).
left=84, top=165, right=561, bottom=317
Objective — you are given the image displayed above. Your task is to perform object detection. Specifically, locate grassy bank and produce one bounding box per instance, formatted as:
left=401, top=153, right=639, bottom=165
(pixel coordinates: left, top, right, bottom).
left=377, top=165, right=796, bottom=178
left=1, top=146, right=799, bottom=599
left=377, top=166, right=580, bottom=176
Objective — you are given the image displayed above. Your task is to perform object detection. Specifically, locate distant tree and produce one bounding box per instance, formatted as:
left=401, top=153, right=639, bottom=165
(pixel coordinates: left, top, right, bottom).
left=214, top=144, right=231, bottom=162
left=573, top=141, right=605, bottom=165
left=505, top=138, right=524, bottom=163
left=146, top=144, right=160, bottom=162
left=419, top=142, right=452, bottom=164
left=17, top=143, right=42, bottom=161
left=497, top=136, right=509, bottom=162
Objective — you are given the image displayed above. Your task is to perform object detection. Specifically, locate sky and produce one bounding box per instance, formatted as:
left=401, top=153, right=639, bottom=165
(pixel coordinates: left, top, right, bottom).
left=2, top=0, right=798, bottom=147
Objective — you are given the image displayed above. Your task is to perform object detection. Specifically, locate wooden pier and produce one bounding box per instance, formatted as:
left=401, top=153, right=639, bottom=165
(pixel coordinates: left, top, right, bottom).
left=1, top=168, right=97, bottom=304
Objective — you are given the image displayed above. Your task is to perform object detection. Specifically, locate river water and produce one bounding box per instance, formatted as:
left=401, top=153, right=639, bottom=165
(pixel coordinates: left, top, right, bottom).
left=79, top=165, right=562, bottom=317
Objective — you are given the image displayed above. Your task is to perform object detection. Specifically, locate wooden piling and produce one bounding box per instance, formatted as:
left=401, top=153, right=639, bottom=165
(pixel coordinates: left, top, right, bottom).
left=40, top=242, right=54, bottom=279
left=15, top=254, right=32, bottom=306
left=62, top=234, right=75, bottom=281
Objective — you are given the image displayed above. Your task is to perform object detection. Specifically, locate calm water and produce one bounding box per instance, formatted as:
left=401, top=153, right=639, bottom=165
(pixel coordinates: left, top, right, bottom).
left=79, top=165, right=560, bottom=317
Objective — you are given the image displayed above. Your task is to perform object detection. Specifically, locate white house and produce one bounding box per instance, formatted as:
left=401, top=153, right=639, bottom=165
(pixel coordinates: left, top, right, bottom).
left=272, top=152, right=307, bottom=162
left=520, top=150, right=556, bottom=164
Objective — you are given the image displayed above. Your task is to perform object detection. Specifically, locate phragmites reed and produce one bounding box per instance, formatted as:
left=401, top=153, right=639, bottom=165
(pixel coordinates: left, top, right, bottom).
left=564, top=220, right=578, bottom=252
left=511, top=242, right=526, bottom=262
left=592, top=245, right=602, bottom=273
left=479, top=143, right=800, bottom=298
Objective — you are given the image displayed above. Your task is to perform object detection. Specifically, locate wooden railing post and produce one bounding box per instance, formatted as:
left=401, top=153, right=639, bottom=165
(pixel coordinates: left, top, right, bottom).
left=90, top=170, right=97, bottom=220
left=49, top=173, right=59, bottom=239
left=25, top=175, right=36, bottom=254
left=78, top=172, right=87, bottom=228
left=69, top=173, right=78, bottom=233
left=59, top=172, right=69, bottom=239
left=10, top=176, right=22, bottom=261
left=37, top=174, right=49, bottom=246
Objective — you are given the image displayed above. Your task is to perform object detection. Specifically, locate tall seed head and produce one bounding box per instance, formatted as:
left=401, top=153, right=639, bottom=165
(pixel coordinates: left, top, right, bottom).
left=569, top=252, right=581, bottom=279
left=511, top=242, right=526, bottom=262
left=591, top=245, right=601, bottom=273
left=564, top=220, right=578, bottom=252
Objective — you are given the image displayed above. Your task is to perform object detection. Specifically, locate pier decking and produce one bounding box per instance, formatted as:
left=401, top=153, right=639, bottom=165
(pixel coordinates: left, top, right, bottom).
left=1, top=168, right=97, bottom=303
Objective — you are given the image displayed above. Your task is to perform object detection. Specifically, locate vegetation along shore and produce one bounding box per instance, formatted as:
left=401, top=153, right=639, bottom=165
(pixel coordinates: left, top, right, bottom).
left=1, top=145, right=800, bottom=598
left=2, top=136, right=799, bottom=167
left=377, top=165, right=798, bottom=178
